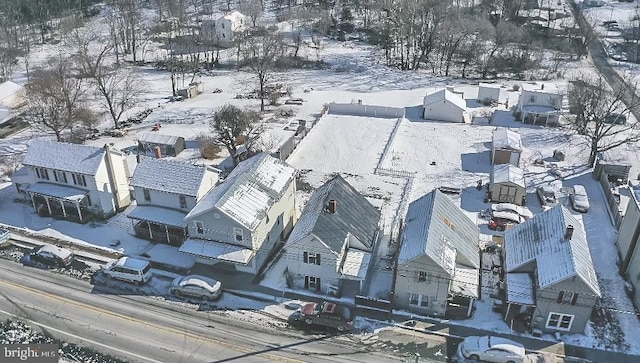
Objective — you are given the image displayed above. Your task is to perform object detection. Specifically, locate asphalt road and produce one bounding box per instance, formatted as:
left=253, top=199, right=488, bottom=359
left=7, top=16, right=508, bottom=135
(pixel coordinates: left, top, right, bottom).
left=0, top=259, right=406, bottom=363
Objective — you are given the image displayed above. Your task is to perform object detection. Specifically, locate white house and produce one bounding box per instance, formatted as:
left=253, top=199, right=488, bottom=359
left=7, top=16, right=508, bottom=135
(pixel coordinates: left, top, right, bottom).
left=395, top=189, right=480, bottom=318
left=423, top=89, right=468, bottom=123
left=128, top=157, right=220, bottom=246
left=517, top=82, right=563, bottom=126
left=492, top=129, right=523, bottom=166
left=201, top=11, right=247, bottom=47
left=12, top=139, right=131, bottom=221
left=478, top=83, right=503, bottom=104
left=179, top=153, right=297, bottom=275
left=283, top=175, right=381, bottom=297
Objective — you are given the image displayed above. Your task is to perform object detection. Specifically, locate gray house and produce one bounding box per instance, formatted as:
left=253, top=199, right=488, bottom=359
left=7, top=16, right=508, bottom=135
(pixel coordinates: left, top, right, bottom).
left=180, top=153, right=297, bottom=275
left=395, top=189, right=480, bottom=318
left=503, top=205, right=601, bottom=334
left=616, top=185, right=640, bottom=311
left=283, top=175, right=381, bottom=298
left=127, top=158, right=220, bottom=246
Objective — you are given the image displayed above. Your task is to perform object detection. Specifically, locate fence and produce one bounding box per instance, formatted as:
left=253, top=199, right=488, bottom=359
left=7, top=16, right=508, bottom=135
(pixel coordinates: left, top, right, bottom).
left=597, top=170, right=624, bottom=229
left=327, top=102, right=405, bottom=119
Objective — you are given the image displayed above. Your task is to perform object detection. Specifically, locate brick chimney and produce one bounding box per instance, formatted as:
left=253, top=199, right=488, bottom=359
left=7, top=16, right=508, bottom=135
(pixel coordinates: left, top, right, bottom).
left=565, top=225, right=574, bottom=240
left=328, top=199, right=337, bottom=214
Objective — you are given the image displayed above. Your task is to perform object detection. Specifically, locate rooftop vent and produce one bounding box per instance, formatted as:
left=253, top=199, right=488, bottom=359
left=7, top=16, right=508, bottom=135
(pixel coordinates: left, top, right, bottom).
left=327, top=199, right=337, bottom=214
left=565, top=225, right=574, bottom=240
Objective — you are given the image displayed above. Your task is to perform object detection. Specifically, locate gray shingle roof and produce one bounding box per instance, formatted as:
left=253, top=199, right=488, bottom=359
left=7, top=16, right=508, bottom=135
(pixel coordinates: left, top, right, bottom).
left=130, top=158, right=212, bottom=197
left=399, top=189, right=480, bottom=274
left=504, top=205, right=601, bottom=297
left=138, top=133, right=183, bottom=145
left=287, top=175, right=381, bottom=254
left=186, top=153, right=296, bottom=230
left=23, top=139, right=105, bottom=175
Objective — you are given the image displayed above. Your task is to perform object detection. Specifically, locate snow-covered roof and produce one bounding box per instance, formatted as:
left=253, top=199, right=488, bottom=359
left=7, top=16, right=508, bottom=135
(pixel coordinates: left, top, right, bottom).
left=504, top=205, right=601, bottom=297
left=399, top=189, right=480, bottom=275
left=26, top=183, right=87, bottom=201
left=180, top=238, right=254, bottom=264
left=491, top=164, right=525, bottom=188
left=222, top=10, right=245, bottom=22
left=186, top=153, right=296, bottom=230
left=492, top=129, right=523, bottom=152
left=115, top=257, right=149, bottom=270
left=286, top=175, right=380, bottom=254
left=130, top=158, right=216, bottom=197
left=127, top=205, right=188, bottom=228
left=450, top=264, right=479, bottom=298
left=423, top=89, right=466, bottom=111
left=479, top=83, right=502, bottom=90
left=506, top=272, right=535, bottom=305
left=0, top=81, right=22, bottom=101
left=341, top=250, right=371, bottom=279
left=23, top=139, right=106, bottom=175
left=521, top=82, right=560, bottom=95
left=138, top=132, right=184, bottom=146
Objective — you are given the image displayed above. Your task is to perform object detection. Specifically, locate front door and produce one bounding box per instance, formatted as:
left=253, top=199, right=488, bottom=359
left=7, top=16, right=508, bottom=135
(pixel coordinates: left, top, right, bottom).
left=498, top=185, right=516, bottom=203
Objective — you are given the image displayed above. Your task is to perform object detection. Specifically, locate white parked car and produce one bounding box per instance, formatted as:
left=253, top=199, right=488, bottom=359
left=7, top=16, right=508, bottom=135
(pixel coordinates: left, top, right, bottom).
left=491, top=203, right=533, bottom=220
left=170, top=275, right=222, bottom=301
left=457, top=336, right=526, bottom=363
left=101, top=257, right=153, bottom=285
left=570, top=184, right=590, bottom=213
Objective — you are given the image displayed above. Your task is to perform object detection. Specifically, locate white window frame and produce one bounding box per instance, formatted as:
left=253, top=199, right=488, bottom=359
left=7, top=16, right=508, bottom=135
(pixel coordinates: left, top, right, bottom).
left=408, top=293, right=428, bottom=307
left=418, top=271, right=427, bottom=282
left=306, top=276, right=320, bottom=290
left=545, top=312, right=574, bottom=331
left=304, top=252, right=321, bottom=265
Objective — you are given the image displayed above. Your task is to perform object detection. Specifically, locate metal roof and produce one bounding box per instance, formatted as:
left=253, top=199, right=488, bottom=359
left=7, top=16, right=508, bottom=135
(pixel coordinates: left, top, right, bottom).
left=492, top=129, right=523, bottom=152
left=127, top=205, right=188, bottom=228
left=286, top=175, right=381, bottom=254
left=23, top=139, right=106, bottom=175
left=138, top=132, right=184, bottom=145
left=180, top=238, right=254, bottom=264
left=491, top=164, right=525, bottom=188
left=399, top=189, right=480, bottom=275
left=504, top=205, right=601, bottom=297
left=130, top=158, right=216, bottom=197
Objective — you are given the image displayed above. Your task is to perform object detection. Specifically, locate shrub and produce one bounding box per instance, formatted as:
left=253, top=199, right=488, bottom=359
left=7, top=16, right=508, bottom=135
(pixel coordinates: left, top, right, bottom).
left=196, top=134, right=222, bottom=160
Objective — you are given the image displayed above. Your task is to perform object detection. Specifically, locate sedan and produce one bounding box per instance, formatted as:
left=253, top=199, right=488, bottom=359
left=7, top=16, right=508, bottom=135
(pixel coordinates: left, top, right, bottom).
left=536, top=186, right=558, bottom=207
left=571, top=184, right=590, bottom=213
left=457, top=335, right=526, bottom=363
left=22, top=244, right=74, bottom=268
left=170, top=275, right=222, bottom=301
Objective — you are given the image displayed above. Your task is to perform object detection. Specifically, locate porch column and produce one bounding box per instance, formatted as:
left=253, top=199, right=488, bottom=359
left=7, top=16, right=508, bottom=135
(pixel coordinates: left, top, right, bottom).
left=60, top=200, right=67, bottom=217
left=147, top=222, right=153, bottom=240
left=467, top=298, right=474, bottom=318
left=75, top=201, right=83, bottom=221
left=29, top=193, right=36, bottom=209
left=44, top=197, right=52, bottom=215
left=165, top=225, right=170, bottom=244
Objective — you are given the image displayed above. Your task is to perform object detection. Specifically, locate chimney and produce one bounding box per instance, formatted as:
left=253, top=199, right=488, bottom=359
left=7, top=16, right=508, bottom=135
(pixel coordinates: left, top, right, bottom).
left=565, top=225, right=574, bottom=240
left=155, top=145, right=162, bottom=159
left=136, top=153, right=141, bottom=163
left=541, top=83, right=545, bottom=90
left=328, top=199, right=337, bottom=214
left=358, top=99, right=362, bottom=105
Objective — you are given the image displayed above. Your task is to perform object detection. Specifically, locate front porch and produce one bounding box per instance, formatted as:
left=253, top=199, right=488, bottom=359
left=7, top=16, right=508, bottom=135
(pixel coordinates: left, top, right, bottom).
left=127, top=205, right=188, bottom=247
left=520, top=105, right=560, bottom=126
left=26, top=183, right=92, bottom=223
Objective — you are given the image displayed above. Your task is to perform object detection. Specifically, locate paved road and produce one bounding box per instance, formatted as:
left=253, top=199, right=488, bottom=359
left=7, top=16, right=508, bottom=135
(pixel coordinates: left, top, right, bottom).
left=0, top=259, right=407, bottom=363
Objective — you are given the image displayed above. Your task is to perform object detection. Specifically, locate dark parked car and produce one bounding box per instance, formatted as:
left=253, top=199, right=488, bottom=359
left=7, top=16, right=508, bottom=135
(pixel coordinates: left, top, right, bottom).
left=22, top=244, right=74, bottom=268
left=300, top=301, right=354, bottom=332
left=603, top=113, right=627, bottom=125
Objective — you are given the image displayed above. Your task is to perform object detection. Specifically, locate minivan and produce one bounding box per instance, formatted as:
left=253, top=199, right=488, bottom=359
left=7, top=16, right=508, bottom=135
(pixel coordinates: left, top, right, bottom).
left=102, top=257, right=153, bottom=285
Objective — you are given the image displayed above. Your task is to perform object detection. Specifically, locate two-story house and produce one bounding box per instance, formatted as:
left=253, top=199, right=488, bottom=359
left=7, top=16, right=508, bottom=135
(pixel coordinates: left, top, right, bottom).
left=200, top=11, right=246, bottom=47
left=503, top=205, right=601, bottom=334
left=283, top=175, right=381, bottom=298
left=395, top=189, right=480, bottom=318
left=12, top=139, right=131, bottom=222
left=615, top=185, right=640, bottom=312
left=127, top=157, right=220, bottom=246
left=516, top=82, right=563, bottom=126
left=179, top=153, right=296, bottom=275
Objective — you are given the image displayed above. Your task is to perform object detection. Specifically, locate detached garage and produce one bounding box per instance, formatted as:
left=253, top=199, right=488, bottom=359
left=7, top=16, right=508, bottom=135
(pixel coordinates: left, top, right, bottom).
left=489, top=164, right=526, bottom=205
left=137, top=133, right=186, bottom=158
left=492, top=129, right=522, bottom=166
left=423, top=89, right=468, bottom=123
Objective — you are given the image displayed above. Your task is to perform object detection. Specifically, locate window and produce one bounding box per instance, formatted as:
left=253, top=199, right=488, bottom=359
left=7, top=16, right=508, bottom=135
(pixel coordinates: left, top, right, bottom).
left=408, top=293, right=419, bottom=305
left=546, top=312, right=574, bottom=331
left=234, top=228, right=243, bottom=242
left=80, top=175, right=86, bottom=186
left=195, top=221, right=204, bottom=234
left=56, top=171, right=67, bottom=184
left=557, top=291, right=579, bottom=305
left=303, top=252, right=321, bottom=265
left=179, top=195, right=187, bottom=209
left=408, top=293, right=428, bottom=307
left=418, top=271, right=427, bottom=282
left=305, top=276, right=321, bottom=291
left=529, top=95, right=536, bottom=103
left=419, top=295, right=429, bottom=308
left=86, top=195, right=92, bottom=206
left=72, top=174, right=76, bottom=184
left=143, top=188, right=151, bottom=201
left=36, top=168, right=49, bottom=180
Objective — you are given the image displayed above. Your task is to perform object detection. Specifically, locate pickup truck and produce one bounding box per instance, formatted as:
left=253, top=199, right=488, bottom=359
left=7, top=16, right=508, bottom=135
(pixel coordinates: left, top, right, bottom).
left=0, top=228, right=10, bottom=246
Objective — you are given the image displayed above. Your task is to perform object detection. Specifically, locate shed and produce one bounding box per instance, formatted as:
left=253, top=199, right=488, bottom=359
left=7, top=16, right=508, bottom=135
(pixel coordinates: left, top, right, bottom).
left=489, top=164, right=526, bottom=205
left=478, top=83, right=503, bottom=104
left=0, top=81, right=25, bottom=108
left=137, top=133, right=186, bottom=158
left=492, top=129, right=523, bottom=166
left=423, top=89, right=468, bottom=123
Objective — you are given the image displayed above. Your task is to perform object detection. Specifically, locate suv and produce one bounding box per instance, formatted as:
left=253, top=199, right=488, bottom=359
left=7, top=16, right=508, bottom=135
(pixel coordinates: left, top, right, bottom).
left=536, top=186, right=558, bottom=207
left=101, top=257, right=153, bottom=285
left=22, top=244, right=74, bottom=268
left=300, top=301, right=354, bottom=332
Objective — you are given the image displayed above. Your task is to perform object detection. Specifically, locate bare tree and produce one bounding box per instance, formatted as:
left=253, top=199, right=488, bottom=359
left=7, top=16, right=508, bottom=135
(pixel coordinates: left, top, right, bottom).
left=211, top=104, right=262, bottom=165
left=239, top=0, right=262, bottom=27
left=567, top=72, right=640, bottom=167
left=241, top=31, right=285, bottom=111
left=0, top=153, right=23, bottom=177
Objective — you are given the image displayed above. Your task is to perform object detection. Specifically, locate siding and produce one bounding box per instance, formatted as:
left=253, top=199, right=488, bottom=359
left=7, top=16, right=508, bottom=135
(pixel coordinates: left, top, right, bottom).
left=423, top=102, right=464, bottom=123
left=395, top=255, right=451, bottom=316
left=533, top=279, right=599, bottom=334
left=133, top=187, right=197, bottom=211
left=287, top=235, right=340, bottom=292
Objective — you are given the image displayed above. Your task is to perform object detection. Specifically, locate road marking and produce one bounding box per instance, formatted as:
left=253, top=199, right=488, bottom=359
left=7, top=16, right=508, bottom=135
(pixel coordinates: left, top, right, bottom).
left=0, top=279, right=306, bottom=363
left=0, top=307, right=164, bottom=363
